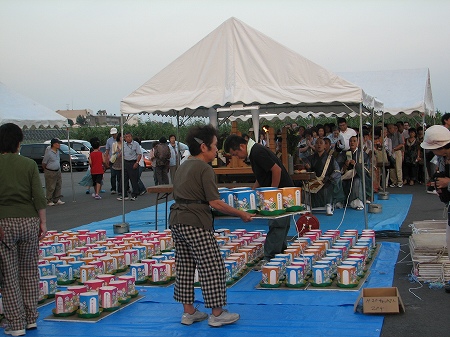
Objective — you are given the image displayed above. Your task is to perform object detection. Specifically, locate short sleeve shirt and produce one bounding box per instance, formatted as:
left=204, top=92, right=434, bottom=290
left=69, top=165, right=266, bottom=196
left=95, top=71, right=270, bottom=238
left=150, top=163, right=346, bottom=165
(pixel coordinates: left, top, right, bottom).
left=42, top=147, right=60, bottom=170
left=340, top=128, right=357, bottom=151
left=123, top=140, right=142, bottom=161
left=169, top=157, right=219, bottom=230
left=249, top=143, right=294, bottom=188
left=105, top=136, right=116, bottom=160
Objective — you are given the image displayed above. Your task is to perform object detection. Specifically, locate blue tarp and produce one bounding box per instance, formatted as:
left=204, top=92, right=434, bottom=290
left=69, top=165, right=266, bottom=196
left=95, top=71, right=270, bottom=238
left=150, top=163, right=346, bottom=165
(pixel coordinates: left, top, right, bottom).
left=74, top=194, right=412, bottom=238
left=33, top=242, right=399, bottom=337
left=24, top=195, right=407, bottom=336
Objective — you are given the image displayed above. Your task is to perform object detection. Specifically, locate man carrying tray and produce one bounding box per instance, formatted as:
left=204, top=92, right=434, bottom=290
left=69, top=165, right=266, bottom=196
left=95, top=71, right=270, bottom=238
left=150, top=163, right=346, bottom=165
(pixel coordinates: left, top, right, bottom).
left=224, top=134, right=294, bottom=268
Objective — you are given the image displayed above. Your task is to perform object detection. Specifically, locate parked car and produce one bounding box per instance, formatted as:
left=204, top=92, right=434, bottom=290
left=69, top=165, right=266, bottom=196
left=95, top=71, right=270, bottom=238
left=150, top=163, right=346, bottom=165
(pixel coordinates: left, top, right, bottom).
left=20, top=143, right=89, bottom=172
left=141, top=148, right=152, bottom=170
left=44, top=139, right=92, bottom=157
left=140, top=140, right=158, bottom=151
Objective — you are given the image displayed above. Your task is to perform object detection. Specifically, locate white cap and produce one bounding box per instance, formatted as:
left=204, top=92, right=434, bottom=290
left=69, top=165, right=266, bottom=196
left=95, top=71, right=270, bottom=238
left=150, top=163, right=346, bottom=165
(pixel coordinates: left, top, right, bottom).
left=110, top=127, right=118, bottom=135
left=421, top=125, right=450, bottom=149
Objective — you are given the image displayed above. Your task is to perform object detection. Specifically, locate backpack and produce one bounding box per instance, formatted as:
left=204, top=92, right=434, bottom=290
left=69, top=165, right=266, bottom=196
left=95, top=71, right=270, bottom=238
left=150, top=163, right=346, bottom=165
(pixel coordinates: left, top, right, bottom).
left=154, top=144, right=171, bottom=166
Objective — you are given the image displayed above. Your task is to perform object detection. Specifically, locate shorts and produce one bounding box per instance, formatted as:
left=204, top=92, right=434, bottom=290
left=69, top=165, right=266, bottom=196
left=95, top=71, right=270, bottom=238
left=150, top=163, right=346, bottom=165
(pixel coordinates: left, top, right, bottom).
left=91, top=174, right=103, bottom=185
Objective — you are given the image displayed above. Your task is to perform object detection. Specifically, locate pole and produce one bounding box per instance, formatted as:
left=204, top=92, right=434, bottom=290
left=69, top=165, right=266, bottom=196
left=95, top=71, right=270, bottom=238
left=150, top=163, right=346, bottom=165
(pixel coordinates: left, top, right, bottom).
left=67, top=127, right=75, bottom=202
left=120, top=114, right=125, bottom=224
left=423, top=113, right=429, bottom=192
left=359, top=103, right=369, bottom=229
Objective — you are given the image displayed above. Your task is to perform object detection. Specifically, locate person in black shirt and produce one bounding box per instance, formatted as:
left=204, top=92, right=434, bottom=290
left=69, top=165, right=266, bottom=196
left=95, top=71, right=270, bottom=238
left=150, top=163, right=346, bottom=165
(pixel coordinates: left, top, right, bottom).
left=224, top=134, right=294, bottom=262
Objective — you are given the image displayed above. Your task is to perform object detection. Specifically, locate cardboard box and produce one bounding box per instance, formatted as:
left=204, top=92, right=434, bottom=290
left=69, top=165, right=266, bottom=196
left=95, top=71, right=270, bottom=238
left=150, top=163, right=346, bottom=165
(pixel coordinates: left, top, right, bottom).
left=354, top=287, right=405, bottom=314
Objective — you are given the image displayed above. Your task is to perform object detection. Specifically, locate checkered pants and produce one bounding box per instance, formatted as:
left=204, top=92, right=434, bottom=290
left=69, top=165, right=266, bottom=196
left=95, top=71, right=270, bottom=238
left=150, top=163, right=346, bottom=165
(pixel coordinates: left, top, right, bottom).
left=170, top=224, right=227, bottom=308
left=0, top=217, right=40, bottom=330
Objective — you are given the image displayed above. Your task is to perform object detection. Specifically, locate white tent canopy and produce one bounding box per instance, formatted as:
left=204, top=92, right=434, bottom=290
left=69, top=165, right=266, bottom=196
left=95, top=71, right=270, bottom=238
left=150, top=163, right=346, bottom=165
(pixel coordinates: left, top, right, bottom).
left=0, top=82, right=67, bottom=128
left=121, top=17, right=382, bottom=119
left=336, top=68, right=434, bottom=116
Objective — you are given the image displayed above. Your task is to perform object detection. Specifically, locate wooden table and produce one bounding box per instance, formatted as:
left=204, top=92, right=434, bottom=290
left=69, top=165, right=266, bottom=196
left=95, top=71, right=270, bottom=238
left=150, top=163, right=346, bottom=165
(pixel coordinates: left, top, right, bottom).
left=290, top=172, right=316, bottom=181
left=213, top=166, right=255, bottom=183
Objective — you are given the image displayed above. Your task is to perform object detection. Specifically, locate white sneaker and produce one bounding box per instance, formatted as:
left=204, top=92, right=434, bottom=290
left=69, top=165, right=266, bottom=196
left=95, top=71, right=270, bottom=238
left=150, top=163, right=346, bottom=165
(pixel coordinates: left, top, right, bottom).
left=55, top=200, right=65, bottom=205
left=208, top=309, right=240, bottom=327
left=4, top=328, right=26, bottom=336
left=47, top=201, right=55, bottom=206
left=350, top=199, right=364, bottom=210
left=353, top=199, right=364, bottom=210
left=326, top=204, right=333, bottom=216
left=26, top=323, right=37, bottom=330
left=111, top=190, right=117, bottom=194
left=181, top=309, right=208, bottom=325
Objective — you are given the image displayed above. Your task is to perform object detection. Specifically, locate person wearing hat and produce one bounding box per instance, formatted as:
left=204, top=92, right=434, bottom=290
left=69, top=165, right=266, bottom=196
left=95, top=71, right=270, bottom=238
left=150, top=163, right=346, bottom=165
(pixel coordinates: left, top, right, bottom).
left=421, top=125, right=450, bottom=292
left=105, top=127, right=118, bottom=194
left=42, top=138, right=65, bottom=206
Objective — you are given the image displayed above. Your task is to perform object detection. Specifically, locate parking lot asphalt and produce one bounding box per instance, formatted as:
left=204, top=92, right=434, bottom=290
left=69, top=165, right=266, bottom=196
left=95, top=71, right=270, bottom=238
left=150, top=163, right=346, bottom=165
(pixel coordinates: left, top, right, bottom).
left=44, top=170, right=449, bottom=336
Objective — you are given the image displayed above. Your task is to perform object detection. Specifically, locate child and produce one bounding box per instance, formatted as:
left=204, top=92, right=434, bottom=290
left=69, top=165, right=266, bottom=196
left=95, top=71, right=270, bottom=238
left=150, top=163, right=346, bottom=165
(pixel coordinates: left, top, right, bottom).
left=78, top=167, right=106, bottom=194
left=89, top=137, right=106, bottom=200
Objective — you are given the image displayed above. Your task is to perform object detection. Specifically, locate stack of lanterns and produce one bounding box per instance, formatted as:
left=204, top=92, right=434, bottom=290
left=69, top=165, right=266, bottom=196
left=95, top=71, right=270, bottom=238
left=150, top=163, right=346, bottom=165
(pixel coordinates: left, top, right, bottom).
left=37, top=229, right=177, bottom=317
left=260, top=229, right=376, bottom=288
left=217, top=186, right=304, bottom=216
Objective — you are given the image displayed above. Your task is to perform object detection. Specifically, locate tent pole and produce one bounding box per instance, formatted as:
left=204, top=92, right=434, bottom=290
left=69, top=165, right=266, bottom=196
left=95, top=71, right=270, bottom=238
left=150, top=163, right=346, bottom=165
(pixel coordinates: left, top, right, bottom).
left=67, top=127, right=76, bottom=202
left=359, top=103, right=368, bottom=229
left=120, top=114, right=125, bottom=224
left=370, top=110, right=375, bottom=203
left=422, top=113, right=429, bottom=192
left=251, top=109, right=259, bottom=142
left=381, top=110, right=386, bottom=192
left=176, top=111, right=180, bottom=168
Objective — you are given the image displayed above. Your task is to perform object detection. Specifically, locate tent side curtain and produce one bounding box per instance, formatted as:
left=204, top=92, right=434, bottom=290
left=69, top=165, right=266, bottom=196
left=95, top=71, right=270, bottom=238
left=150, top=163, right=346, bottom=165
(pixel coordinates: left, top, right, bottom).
left=122, top=100, right=379, bottom=121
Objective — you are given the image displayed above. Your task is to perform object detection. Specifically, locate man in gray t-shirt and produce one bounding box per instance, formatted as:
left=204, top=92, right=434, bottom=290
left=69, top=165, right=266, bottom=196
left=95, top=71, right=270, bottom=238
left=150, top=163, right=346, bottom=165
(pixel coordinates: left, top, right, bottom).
left=42, top=138, right=65, bottom=206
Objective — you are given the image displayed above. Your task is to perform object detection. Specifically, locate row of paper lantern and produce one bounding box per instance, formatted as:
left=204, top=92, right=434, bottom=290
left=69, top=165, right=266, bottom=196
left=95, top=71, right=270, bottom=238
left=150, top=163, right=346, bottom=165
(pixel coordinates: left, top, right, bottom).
left=218, top=187, right=303, bottom=213
left=261, top=229, right=376, bottom=287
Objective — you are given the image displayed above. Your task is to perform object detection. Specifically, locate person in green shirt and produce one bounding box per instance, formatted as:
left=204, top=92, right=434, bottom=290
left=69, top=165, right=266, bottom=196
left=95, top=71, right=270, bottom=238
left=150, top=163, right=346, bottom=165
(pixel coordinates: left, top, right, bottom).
left=0, top=123, right=47, bottom=336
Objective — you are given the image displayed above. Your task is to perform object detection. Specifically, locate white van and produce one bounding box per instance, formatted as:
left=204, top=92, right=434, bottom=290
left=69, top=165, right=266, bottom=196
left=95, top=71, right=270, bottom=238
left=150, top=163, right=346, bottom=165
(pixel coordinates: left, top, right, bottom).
left=44, top=139, right=92, bottom=157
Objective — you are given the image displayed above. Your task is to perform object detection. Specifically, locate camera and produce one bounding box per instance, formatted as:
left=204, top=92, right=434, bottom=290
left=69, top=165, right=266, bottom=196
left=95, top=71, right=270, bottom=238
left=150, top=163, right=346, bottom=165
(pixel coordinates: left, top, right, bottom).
left=433, top=171, right=450, bottom=204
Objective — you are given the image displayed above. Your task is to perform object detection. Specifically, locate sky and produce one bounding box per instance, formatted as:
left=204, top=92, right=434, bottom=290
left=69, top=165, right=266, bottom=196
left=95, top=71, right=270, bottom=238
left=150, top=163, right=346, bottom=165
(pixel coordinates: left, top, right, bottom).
left=1, top=0, right=449, bottom=120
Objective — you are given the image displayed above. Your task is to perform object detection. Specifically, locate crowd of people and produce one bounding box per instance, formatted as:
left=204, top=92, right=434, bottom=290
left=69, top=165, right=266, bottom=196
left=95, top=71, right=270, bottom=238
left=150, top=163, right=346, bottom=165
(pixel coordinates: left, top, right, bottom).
left=252, top=117, right=442, bottom=216
left=72, top=128, right=189, bottom=204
